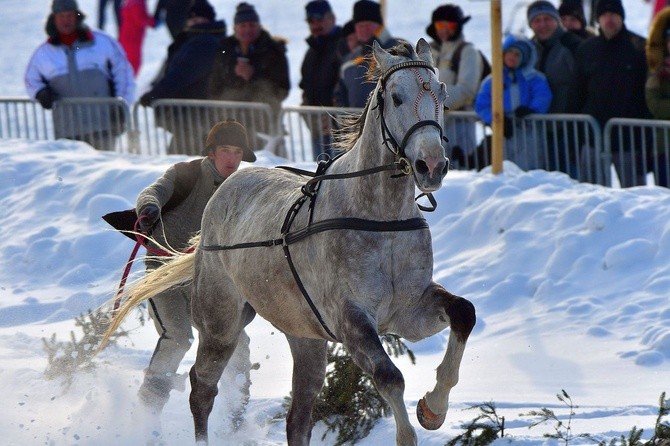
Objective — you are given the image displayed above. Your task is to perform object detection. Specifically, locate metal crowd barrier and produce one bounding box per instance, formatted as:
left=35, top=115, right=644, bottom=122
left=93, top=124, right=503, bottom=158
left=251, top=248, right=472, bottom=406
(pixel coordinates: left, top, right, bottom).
left=604, top=118, right=670, bottom=187
left=133, top=99, right=275, bottom=156
left=279, top=105, right=363, bottom=162
left=2, top=96, right=669, bottom=188
left=54, top=97, right=132, bottom=152
left=0, top=97, right=53, bottom=140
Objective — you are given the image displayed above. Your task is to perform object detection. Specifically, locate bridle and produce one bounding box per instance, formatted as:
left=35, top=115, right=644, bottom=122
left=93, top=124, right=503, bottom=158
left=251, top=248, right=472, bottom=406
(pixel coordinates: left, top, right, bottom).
left=199, top=59, right=449, bottom=341
left=376, top=60, right=449, bottom=173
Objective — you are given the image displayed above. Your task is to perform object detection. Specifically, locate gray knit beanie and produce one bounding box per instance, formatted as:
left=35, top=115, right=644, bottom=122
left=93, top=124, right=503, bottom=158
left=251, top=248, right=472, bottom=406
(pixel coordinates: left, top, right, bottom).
left=52, top=0, right=79, bottom=13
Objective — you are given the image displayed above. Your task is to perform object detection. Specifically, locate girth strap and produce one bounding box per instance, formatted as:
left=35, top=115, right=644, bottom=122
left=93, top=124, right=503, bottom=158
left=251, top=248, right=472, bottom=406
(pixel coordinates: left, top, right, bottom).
left=199, top=217, right=428, bottom=251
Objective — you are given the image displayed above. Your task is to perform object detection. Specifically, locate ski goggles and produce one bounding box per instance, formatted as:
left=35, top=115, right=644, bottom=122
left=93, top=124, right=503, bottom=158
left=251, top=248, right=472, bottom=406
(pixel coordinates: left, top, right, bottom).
left=434, top=21, right=459, bottom=33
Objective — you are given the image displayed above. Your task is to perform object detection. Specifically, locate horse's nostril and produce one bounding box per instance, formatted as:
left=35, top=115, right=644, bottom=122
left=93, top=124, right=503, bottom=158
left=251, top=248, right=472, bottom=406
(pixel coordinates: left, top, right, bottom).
left=415, top=159, right=429, bottom=175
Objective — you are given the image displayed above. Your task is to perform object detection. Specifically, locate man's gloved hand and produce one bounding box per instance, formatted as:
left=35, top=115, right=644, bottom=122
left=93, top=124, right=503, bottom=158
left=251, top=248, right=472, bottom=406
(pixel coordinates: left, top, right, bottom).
left=139, top=92, right=153, bottom=107
left=514, top=106, right=534, bottom=118
left=138, top=204, right=160, bottom=233
left=503, top=116, right=514, bottom=138
left=35, top=87, right=55, bottom=110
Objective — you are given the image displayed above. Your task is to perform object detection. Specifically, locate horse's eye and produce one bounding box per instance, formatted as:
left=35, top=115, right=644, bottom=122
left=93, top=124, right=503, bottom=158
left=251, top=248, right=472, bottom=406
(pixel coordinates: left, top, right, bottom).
left=391, top=93, right=402, bottom=107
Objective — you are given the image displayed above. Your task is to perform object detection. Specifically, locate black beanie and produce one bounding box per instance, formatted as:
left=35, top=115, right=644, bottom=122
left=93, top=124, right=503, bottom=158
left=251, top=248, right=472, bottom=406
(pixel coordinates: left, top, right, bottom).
left=234, top=2, right=260, bottom=24
left=353, top=0, right=383, bottom=25
left=558, top=0, right=587, bottom=28
left=189, top=0, right=215, bottom=21
left=596, top=0, right=625, bottom=20
left=204, top=120, right=256, bottom=162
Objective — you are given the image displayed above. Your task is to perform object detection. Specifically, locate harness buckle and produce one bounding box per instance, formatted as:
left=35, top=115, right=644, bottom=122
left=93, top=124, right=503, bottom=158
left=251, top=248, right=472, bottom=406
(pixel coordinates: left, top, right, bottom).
left=397, top=157, right=413, bottom=176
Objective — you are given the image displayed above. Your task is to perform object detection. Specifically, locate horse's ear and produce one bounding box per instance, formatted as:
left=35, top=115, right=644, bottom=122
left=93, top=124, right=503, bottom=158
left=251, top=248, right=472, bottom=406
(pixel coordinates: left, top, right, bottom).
left=416, top=38, right=433, bottom=65
left=372, top=40, right=393, bottom=71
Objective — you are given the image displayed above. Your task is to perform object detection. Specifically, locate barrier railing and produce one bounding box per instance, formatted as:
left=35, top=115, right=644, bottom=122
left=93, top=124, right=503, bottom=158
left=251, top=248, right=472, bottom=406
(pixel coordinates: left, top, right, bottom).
left=54, top=97, right=132, bottom=152
left=279, top=105, right=363, bottom=162
left=604, top=118, right=670, bottom=187
left=2, top=96, right=668, bottom=188
left=133, top=99, right=275, bottom=156
left=0, top=97, right=53, bottom=141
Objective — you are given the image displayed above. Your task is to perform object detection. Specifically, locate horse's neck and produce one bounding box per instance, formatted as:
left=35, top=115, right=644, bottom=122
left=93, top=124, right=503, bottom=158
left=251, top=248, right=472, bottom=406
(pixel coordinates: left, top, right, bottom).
left=329, top=114, right=418, bottom=220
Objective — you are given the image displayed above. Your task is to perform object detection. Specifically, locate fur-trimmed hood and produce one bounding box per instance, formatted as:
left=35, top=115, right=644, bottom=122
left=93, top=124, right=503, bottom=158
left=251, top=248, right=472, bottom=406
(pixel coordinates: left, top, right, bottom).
left=647, top=6, right=670, bottom=72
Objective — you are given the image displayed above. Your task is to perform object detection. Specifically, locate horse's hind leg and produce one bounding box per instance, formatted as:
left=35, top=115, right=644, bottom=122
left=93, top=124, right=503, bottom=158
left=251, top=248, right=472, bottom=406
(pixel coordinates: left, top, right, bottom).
left=189, top=303, right=255, bottom=443
left=339, top=303, right=417, bottom=446
left=285, top=335, right=327, bottom=446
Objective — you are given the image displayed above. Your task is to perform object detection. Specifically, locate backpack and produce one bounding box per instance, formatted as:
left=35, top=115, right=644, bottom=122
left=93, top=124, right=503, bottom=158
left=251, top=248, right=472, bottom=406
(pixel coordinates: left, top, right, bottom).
left=450, top=41, right=491, bottom=82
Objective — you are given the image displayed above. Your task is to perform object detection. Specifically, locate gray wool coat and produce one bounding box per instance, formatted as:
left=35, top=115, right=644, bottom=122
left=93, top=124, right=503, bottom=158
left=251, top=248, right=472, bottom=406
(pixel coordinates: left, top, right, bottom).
left=136, top=157, right=225, bottom=258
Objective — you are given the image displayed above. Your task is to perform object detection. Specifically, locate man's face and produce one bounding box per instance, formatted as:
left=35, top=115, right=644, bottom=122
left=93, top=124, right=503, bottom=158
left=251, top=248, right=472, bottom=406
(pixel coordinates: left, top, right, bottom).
left=560, top=15, right=582, bottom=31
left=433, top=21, right=458, bottom=43
left=354, top=21, right=380, bottom=43
left=234, top=21, right=261, bottom=46
left=530, top=13, right=558, bottom=41
left=598, top=12, right=623, bottom=39
left=307, top=12, right=336, bottom=38
left=54, top=10, right=78, bottom=35
left=209, top=145, right=244, bottom=178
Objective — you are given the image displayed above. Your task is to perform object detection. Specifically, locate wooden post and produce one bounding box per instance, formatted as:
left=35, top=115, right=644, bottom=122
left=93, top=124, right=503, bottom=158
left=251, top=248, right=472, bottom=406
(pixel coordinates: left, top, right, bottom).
left=490, top=0, right=504, bottom=174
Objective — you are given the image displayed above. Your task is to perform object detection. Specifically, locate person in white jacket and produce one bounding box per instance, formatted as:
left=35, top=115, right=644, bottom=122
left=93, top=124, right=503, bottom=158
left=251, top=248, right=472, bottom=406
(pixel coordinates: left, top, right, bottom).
left=24, top=0, right=135, bottom=150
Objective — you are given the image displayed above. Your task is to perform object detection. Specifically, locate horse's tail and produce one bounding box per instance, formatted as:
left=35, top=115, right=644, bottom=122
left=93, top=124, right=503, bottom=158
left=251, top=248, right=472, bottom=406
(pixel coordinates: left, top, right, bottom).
left=98, top=234, right=201, bottom=352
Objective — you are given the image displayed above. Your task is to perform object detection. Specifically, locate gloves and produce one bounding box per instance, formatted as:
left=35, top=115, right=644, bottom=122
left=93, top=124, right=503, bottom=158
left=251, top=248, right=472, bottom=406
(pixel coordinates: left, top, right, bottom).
left=35, top=87, right=55, bottom=110
left=138, top=204, right=160, bottom=233
left=503, top=116, right=514, bottom=139
left=139, top=92, right=154, bottom=107
left=514, top=106, right=534, bottom=118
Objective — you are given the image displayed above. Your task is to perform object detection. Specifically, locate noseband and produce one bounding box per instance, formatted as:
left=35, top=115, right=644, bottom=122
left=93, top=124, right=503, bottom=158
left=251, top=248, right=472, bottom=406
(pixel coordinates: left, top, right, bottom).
left=376, top=60, right=448, bottom=162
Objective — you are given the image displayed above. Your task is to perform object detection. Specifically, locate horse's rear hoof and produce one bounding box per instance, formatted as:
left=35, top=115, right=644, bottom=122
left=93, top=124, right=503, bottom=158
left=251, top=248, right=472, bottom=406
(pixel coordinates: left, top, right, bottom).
left=416, top=397, right=446, bottom=430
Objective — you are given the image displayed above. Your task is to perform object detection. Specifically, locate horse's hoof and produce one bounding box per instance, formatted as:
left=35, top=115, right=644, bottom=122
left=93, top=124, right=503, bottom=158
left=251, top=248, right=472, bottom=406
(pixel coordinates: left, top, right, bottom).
left=416, top=397, right=446, bottom=430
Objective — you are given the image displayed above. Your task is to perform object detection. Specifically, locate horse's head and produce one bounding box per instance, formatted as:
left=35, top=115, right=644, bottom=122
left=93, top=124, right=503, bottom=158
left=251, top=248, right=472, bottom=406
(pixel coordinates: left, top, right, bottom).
left=372, top=39, right=449, bottom=193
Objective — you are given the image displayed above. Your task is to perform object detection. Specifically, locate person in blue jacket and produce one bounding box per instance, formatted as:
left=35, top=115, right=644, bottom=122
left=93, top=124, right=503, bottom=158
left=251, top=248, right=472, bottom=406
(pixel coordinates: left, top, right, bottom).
left=475, top=33, right=552, bottom=170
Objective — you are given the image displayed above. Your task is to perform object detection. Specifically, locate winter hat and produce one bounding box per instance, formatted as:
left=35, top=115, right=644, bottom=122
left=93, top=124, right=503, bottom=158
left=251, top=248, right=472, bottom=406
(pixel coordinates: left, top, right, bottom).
left=51, top=0, right=79, bottom=13
left=305, top=0, right=332, bottom=20
left=527, top=1, right=560, bottom=25
left=234, top=2, right=260, bottom=24
left=426, top=4, right=471, bottom=41
left=353, top=0, right=383, bottom=25
left=342, top=19, right=354, bottom=37
left=189, top=0, right=216, bottom=21
left=595, top=0, right=625, bottom=20
left=204, top=120, right=256, bottom=162
left=558, top=0, right=587, bottom=28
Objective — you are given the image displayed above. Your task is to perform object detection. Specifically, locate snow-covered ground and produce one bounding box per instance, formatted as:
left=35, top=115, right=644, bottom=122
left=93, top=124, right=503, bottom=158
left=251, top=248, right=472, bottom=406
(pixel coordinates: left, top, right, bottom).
left=1, top=1, right=669, bottom=445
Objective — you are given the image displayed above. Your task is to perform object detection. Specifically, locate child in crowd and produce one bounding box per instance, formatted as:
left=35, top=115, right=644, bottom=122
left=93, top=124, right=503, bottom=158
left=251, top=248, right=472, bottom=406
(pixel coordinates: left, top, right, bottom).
left=475, top=33, right=552, bottom=170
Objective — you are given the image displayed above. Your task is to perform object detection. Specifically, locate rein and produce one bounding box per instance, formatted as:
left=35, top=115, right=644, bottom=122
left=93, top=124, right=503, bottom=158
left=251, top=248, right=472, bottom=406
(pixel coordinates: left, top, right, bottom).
left=112, top=217, right=194, bottom=314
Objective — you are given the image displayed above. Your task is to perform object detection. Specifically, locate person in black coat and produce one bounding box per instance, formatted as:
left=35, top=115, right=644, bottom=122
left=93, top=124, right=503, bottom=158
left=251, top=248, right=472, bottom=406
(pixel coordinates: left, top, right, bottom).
left=140, top=0, right=226, bottom=155
left=575, top=0, right=652, bottom=186
left=209, top=3, right=290, bottom=147
left=299, top=0, right=342, bottom=160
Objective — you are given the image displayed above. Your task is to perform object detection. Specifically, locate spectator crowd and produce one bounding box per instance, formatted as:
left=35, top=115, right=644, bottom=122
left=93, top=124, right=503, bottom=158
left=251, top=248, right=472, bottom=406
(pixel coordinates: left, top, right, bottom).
left=23, top=0, right=670, bottom=187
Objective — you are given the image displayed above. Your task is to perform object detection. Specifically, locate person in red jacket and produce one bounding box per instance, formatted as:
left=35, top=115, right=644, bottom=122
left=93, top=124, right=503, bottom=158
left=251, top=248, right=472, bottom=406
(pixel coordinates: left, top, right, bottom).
left=118, top=0, right=155, bottom=76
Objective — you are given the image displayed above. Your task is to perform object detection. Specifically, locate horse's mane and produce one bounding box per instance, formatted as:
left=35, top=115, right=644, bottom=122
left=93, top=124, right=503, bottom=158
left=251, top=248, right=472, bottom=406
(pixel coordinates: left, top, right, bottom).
left=332, top=41, right=416, bottom=152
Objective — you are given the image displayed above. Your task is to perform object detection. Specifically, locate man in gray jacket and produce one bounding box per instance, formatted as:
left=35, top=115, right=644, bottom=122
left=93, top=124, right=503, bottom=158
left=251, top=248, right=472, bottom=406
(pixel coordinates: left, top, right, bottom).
left=135, top=120, right=255, bottom=413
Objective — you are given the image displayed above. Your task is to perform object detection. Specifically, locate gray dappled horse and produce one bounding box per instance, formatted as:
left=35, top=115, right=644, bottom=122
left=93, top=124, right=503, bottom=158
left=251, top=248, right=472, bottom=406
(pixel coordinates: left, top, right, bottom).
left=103, top=39, right=475, bottom=445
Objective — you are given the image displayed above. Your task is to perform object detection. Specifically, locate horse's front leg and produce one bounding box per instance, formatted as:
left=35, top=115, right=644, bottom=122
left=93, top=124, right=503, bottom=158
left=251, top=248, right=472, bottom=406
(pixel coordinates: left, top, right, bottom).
left=340, top=302, right=417, bottom=446
left=416, top=284, right=476, bottom=430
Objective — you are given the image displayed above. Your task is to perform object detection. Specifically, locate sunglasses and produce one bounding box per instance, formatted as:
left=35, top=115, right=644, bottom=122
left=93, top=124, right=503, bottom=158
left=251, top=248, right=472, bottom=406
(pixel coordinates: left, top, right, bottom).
left=434, top=21, right=458, bottom=33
